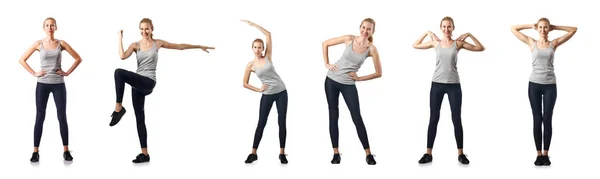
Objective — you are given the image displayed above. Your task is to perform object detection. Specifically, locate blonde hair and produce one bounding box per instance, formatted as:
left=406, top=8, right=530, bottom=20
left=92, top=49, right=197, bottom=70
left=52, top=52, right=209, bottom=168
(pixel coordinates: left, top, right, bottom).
left=536, top=17, right=550, bottom=28
left=43, top=17, right=56, bottom=27
left=440, top=16, right=455, bottom=27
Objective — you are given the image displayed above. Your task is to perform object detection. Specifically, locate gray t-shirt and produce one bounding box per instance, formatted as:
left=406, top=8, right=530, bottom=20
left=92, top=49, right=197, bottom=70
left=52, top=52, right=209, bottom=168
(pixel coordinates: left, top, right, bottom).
left=529, top=42, right=556, bottom=84
left=38, top=40, right=64, bottom=84
left=136, top=41, right=158, bottom=81
left=254, top=57, right=286, bottom=95
left=432, top=41, right=459, bottom=84
left=326, top=41, right=370, bottom=85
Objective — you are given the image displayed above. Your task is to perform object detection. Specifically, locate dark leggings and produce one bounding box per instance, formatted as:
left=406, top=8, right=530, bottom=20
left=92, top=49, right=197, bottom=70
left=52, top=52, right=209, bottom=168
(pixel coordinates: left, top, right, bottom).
left=528, top=82, right=557, bottom=151
left=325, top=77, right=370, bottom=149
left=34, top=82, right=68, bottom=147
left=427, top=82, right=463, bottom=149
left=114, top=68, right=156, bottom=148
left=252, top=90, right=288, bottom=149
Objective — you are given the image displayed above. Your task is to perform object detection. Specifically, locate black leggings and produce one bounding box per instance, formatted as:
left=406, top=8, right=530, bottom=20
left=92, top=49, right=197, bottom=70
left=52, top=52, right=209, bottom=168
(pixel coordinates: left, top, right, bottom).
left=114, top=68, right=156, bottom=148
left=528, top=82, right=557, bottom=151
left=252, top=90, right=288, bottom=149
left=427, top=82, right=463, bottom=149
left=325, top=77, right=370, bottom=149
left=34, top=83, right=68, bottom=147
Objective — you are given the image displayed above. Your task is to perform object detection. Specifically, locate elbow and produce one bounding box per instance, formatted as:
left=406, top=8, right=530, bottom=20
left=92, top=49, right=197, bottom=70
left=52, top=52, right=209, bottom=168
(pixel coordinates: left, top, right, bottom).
left=412, top=44, right=418, bottom=49
left=478, top=46, right=486, bottom=51
left=76, top=58, right=83, bottom=63
left=322, top=41, right=329, bottom=48
left=375, top=72, right=382, bottom=78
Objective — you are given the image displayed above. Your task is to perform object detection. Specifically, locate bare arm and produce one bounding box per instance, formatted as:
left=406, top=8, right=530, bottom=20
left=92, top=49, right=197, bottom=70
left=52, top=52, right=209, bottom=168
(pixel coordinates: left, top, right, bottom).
left=322, top=35, right=352, bottom=70
left=59, top=41, right=83, bottom=75
left=551, top=25, right=577, bottom=48
left=511, top=24, right=535, bottom=48
left=457, top=33, right=485, bottom=51
left=413, top=31, right=439, bottom=49
left=243, top=62, right=265, bottom=92
left=118, top=30, right=136, bottom=60
left=242, top=20, right=272, bottom=60
left=157, top=39, right=215, bottom=52
left=354, top=45, right=382, bottom=81
left=19, top=41, right=42, bottom=76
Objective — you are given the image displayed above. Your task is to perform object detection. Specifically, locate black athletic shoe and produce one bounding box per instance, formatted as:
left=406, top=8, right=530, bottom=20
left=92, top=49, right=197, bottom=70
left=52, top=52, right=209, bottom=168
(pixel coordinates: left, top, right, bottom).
left=63, top=151, right=73, bottom=161
left=132, top=153, right=150, bottom=163
left=30, top=152, right=39, bottom=163
left=366, top=154, right=376, bottom=165
left=244, top=154, right=257, bottom=163
left=458, top=154, right=470, bottom=164
left=418, top=154, right=433, bottom=164
left=542, top=156, right=551, bottom=166
left=109, top=107, right=126, bottom=126
left=279, top=154, right=288, bottom=164
left=331, top=154, right=341, bottom=164
left=534, top=156, right=544, bottom=166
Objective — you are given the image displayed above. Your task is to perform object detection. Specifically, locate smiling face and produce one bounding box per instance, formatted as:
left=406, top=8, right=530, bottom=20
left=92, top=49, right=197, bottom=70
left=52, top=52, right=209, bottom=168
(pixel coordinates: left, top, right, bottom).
left=536, top=19, right=550, bottom=38
left=440, top=19, right=454, bottom=38
left=359, top=21, right=374, bottom=40
left=139, top=22, right=153, bottom=39
left=43, top=18, right=57, bottom=35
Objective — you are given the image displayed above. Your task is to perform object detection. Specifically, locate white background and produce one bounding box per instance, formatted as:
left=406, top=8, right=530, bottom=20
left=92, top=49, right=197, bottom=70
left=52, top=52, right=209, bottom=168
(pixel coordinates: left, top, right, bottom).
left=0, top=0, right=597, bottom=178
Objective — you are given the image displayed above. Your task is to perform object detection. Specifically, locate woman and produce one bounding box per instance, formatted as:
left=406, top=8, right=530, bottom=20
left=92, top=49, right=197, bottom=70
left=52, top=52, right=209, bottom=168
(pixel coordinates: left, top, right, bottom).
left=110, top=18, right=215, bottom=163
left=19, top=17, right=83, bottom=163
left=241, top=20, right=289, bottom=164
left=412, top=16, right=485, bottom=165
left=511, top=18, right=577, bottom=166
left=322, top=18, right=382, bottom=165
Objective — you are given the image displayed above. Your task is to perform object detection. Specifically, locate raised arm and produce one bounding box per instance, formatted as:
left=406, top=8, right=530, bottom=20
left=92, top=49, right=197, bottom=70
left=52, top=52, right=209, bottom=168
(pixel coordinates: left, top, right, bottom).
left=351, top=45, right=382, bottom=82
left=511, top=24, right=535, bottom=47
left=413, top=31, right=439, bottom=49
left=19, top=41, right=44, bottom=77
left=243, top=62, right=266, bottom=92
left=322, top=35, right=352, bottom=71
left=457, top=33, right=485, bottom=51
left=550, top=25, right=577, bottom=48
left=118, top=30, right=136, bottom=60
left=57, top=40, right=82, bottom=76
left=156, top=39, right=215, bottom=53
left=242, top=20, right=272, bottom=60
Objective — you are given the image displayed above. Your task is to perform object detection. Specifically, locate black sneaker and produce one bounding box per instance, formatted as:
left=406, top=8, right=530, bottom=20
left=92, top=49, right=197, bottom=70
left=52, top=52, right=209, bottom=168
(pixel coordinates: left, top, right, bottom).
left=63, top=151, right=73, bottom=161
left=132, top=153, right=150, bottom=163
left=542, top=156, right=551, bottom=166
left=366, top=154, right=376, bottom=165
left=331, top=154, right=341, bottom=164
left=458, top=154, right=470, bottom=164
left=109, top=107, right=126, bottom=126
left=418, top=154, right=432, bottom=164
left=30, top=152, right=39, bottom=163
left=534, top=156, right=544, bottom=166
left=279, top=154, right=288, bottom=164
left=244, top=154, right=257, bottom=163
